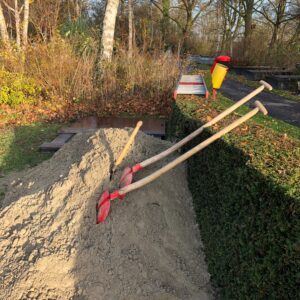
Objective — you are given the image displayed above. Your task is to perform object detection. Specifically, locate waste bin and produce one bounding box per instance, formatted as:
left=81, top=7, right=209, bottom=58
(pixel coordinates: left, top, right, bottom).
left=212, top=63, right=228, bottom=89
left=210, top=55, right=231, bottom=74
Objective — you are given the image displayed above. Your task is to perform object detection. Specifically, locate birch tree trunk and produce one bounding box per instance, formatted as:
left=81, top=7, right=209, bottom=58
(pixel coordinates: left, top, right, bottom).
left=100, top=0, right=120, bottom=61
left=14, top=0, right=21, bottom=48
left=128, top=0, right=133, bottom=58
left=0, top=2, right=9, bottom=45
left=22, top=0, right=29, bottom=47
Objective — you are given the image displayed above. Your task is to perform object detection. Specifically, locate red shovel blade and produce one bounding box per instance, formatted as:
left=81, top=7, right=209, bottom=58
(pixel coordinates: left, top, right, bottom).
left=119, top=167, right=133, bottom=188
left=120, top=172, right=132, bottom=188
left=97, top=190, right=109, bottom=211
left=96, top=191, right=111, bottom=223
left=97, top=199, right=111, bottom=223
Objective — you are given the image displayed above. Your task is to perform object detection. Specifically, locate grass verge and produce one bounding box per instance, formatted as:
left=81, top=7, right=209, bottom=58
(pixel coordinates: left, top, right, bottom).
left=0, top=122, right=64, bottom=176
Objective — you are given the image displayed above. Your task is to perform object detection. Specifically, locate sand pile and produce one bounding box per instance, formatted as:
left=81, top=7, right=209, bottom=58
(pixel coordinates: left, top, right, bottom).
left=0, top=128, right=213, bottom=300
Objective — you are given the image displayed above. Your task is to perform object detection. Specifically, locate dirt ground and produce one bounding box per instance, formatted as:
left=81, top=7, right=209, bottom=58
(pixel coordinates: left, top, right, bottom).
left=0, top=128, right=213, bottom=300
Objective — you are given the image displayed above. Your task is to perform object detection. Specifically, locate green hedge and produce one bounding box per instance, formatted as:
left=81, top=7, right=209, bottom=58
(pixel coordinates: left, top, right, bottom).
left=168, top=97, right=300, bottom=299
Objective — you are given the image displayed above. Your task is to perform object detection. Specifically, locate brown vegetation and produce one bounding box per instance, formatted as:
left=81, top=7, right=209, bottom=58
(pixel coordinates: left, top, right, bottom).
left=0, top=0, right=299, bottom=127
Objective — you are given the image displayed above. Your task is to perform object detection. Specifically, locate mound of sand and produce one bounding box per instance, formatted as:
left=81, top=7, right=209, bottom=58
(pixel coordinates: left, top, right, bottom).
left=0, top=128, right=213, bottom=300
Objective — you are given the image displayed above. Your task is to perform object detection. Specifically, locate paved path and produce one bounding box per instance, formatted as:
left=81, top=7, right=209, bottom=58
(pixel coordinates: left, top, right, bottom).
left=220, top=79, right=300, bottom=128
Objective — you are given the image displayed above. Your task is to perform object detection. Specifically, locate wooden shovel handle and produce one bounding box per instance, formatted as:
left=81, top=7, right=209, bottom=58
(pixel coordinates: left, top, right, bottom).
left=120, top=101, right=267, bottom=195
left=140, top=81, right=272, bottom=168
left=115, top=121, right=143, bottom=167
left=204, top=80, right=271, bottom=128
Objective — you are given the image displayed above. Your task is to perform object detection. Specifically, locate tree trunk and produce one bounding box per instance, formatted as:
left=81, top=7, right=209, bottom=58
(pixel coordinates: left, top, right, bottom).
left=243, top=13, right=252, bottom=58
left=22, top=0, right=29, bottom=47
left=178, top=27, right=190, bottom=58
left=75, top=0, right=81, bottom=18
left=161, top=0, right=170, bottom=47
left=128, top=0, right=133, bottom=58
left=243, top=0, right=254, bottom=59
left=269, top=0, right=287, bottom=50
left=0, top=2, right=9, bottom=45
left=99, top=0, right=120, bottom=62
left=14, top=0, right=21, bottom=48
left=269, top=25, right=279, bottom=50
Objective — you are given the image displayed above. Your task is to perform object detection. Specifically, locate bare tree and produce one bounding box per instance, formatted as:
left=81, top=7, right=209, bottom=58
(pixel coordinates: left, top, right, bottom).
left=98, top=0, right=120, bottom=65
left=219, top=0, right=242, bottom=55
left=0, top=1, right=10, bottom=45
left=22, top=0, right=29, bottom=46
left=223, top=0, right=262, bottom=58
left=3, top=0, right=24, bottom=48
left=255, top=0, right=300, bottom=49
left=151, top=0, right=213, bottom=54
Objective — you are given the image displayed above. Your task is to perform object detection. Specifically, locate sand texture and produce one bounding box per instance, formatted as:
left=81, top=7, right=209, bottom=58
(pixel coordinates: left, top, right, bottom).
left=0, top=128, right=213, bottom=300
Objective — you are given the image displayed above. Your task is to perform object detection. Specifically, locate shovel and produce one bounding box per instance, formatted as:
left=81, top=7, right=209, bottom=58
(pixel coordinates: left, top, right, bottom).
left=96, top=101, right=268, bottom=223
left=119, top=81, right=272, bottom=188
left=100, top=121, right=143, bottom=204
left=110, top=121, right=143, bottom=180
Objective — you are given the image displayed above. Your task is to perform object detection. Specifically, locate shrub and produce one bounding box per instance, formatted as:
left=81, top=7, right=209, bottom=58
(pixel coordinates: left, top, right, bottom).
left=0, top=70, right=42, bottom=107
left=168, top=95, right=300, bottom=299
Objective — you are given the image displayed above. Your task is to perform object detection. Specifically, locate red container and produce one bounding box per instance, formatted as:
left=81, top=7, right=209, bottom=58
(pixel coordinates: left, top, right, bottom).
left=210, top=56, right=231, bottom=74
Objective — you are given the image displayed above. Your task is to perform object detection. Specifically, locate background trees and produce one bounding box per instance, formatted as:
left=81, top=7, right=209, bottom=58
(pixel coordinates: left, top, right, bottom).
left=255, top=0, right=299, bottom=50
left=0, top=0, right=299, bottom=66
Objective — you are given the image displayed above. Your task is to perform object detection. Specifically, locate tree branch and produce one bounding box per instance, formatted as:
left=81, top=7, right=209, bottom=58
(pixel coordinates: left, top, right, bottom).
left=150, top=0, right=183, bottom=30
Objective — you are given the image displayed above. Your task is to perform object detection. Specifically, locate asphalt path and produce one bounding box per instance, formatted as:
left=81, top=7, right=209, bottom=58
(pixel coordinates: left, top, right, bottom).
left=220, top=79, right=300, bottom=128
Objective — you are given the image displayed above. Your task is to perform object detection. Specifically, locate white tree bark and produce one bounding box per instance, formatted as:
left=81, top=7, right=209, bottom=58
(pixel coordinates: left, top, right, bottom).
left=0, top=2, right=9, bottom=45
left=128, top=0, right=133, bottom=58
left=22, top=0, right=29, bottom=47
left=14, top=0, right=21, bottom=48
left=100, top=0, right=119, bottom=61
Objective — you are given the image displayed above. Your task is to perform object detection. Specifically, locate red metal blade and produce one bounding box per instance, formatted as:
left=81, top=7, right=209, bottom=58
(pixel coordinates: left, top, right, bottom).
left=97, top=190, right=110, bottom=211
left=120, top=172, right=133, bottom=188
left=97, top=199, right=111, bottom=223
left=119, top=167, right=133, bottom=187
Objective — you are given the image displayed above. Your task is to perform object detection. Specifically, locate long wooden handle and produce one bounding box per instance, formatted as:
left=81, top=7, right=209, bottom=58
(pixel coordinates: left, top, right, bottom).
left=203, top=80, right=271, bottom=128
left=120, top=101, right=267, bottom=195
left=140, top=81, right=272, bottom=168
left=115, top=121, right=143, bottom=166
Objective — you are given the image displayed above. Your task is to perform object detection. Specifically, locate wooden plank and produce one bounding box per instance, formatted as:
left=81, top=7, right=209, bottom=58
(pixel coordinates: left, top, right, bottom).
left=60, top=128, right=97, bottom=134
left=40, top=117, right=166, bottom=152
left=63, top=118, right=166, bottom=137
left=61, top=127, right=165, bottom=137
left=39, top=133, right=74, bottom=151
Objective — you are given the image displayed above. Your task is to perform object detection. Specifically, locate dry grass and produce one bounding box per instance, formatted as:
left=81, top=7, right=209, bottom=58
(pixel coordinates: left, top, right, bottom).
left=100, top=52, right=179, bottom=104
left=25, top=39, right=97, bottom=102
left=0, top=39, right=97, bottom=104
left=0, top=41, right=180, bottom=124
